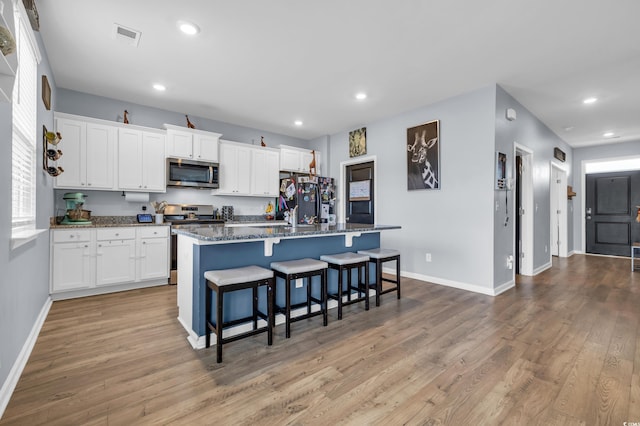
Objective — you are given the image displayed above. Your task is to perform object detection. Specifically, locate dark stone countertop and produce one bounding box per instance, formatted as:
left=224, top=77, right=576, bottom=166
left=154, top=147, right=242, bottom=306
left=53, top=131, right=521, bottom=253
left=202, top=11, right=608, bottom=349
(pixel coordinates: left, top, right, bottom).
left=171, top=223, right=401, bottom=242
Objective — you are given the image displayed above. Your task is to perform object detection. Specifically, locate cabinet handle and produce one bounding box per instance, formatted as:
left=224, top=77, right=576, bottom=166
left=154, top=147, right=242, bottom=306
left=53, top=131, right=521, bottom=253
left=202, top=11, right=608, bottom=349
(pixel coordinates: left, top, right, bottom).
left=88, top=183, right=92, bottom=186
left=69, top=235, right=75, bottom=238
left=142, top=241, right=146, bottom=244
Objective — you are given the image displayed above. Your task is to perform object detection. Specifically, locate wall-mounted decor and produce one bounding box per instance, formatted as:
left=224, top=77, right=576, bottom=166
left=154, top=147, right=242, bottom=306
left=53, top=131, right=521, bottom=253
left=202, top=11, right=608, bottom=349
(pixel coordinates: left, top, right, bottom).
left=349, top=127, right=366, bottom=157
left=407, top=120, right=439, bottom=190
left=554, top=147, right=566, bottom=162
left=41, top=75, right=51, bottom=110
left=42, top=125, right=64, bottom=176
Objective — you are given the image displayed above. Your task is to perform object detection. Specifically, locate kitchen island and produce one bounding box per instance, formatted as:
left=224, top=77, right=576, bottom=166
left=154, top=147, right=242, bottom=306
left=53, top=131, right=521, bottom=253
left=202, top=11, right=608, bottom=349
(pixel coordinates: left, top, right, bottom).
left=172, top=222, right=401, bottom=348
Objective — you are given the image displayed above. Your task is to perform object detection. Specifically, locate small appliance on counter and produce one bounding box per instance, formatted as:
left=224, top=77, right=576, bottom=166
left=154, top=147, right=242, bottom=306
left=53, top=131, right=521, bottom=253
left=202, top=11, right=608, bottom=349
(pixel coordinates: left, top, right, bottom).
left=60, top=192, right=92, bottom=225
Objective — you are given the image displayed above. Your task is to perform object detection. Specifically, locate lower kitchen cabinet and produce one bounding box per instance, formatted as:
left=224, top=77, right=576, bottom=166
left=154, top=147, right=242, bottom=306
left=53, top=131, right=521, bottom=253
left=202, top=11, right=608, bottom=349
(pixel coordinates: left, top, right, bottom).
left=50, top=226, right=170, bottom=299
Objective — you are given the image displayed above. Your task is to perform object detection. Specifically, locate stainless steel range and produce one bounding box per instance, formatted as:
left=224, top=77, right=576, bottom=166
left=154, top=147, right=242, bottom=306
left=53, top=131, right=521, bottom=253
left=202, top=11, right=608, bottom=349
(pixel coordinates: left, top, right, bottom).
left=165, top=204, right=225, bottom=284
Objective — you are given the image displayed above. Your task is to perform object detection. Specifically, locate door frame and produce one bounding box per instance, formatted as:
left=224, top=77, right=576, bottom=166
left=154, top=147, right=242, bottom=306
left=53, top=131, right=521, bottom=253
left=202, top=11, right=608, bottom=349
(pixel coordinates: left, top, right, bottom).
left=339, top=155, right=377, bottom=224
left=513, top=143, right=534, bottom=276
left=580, top=154, right=640, bottom=253
left=550, top=162, right=568, bottom=259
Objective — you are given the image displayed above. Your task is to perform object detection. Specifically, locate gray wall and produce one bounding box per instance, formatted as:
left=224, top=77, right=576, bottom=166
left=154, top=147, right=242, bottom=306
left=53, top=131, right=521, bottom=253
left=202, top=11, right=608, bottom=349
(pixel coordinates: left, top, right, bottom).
left=572, top=140, right=640, bottom=252
left=0, top=34, right=55, bottom=401
left=494, top=86, right=574, bottom=282
left=327, top=86, right=498, bottom=293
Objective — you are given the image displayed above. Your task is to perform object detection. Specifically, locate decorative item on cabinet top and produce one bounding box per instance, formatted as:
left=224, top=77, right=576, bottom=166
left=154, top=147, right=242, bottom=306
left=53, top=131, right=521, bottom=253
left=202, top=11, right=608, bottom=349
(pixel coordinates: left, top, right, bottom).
left=42, top=125, right=64, bottom=177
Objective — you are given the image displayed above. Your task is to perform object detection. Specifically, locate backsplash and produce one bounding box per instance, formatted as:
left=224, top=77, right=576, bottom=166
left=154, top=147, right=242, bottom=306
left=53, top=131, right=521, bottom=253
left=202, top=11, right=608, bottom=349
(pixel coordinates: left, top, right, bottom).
left=53, top=187, right=275, bottom=217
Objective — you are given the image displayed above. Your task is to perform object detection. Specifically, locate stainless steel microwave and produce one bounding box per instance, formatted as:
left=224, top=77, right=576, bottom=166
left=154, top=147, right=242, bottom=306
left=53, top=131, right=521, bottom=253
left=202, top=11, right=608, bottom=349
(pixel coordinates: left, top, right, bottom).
left=166, top=158, right=219, bottom=189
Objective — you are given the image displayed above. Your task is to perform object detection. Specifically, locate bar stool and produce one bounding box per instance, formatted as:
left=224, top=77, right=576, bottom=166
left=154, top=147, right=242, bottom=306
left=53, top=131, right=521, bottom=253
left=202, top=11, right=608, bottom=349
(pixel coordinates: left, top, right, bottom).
left=270, top=258, right=328, bottom=338
left=204, top=265, right=274, bottom=363
left=357, top=248, right=401, bottom=306
left=632, top=242, right=640, bottom=271
left=320, top=252, right=370, bottom=320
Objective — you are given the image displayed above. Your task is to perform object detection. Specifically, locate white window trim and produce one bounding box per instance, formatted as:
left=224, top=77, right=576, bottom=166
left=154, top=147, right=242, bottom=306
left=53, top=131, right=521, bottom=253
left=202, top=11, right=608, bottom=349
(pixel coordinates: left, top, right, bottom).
left=10, top=0, right=44, bottom=249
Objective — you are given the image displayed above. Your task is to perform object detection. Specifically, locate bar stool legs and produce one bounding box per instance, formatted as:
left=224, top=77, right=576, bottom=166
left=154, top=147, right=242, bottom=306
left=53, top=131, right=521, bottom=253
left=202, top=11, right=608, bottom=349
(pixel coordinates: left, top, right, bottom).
left=357, top=248, right=401, bottom=307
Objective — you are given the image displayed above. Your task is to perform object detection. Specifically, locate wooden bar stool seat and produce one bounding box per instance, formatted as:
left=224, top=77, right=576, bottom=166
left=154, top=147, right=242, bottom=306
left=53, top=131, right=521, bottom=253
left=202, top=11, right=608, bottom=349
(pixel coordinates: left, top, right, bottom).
left=204, top=265, right=274, bottom=363
left=320, top=252, right=370, bottom=320
left=357, top=248, right=401, bottom=307
left=270, top=258, right=328, bottom=338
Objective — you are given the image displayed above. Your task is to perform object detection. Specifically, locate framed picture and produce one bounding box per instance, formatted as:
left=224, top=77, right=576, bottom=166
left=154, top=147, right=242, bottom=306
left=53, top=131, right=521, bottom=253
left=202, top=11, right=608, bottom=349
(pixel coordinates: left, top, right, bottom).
left=349, top=127, right=366, bottom=157
left=407, top=120, right=439, bottom=190
left=41, top=75, right=51, bottom=110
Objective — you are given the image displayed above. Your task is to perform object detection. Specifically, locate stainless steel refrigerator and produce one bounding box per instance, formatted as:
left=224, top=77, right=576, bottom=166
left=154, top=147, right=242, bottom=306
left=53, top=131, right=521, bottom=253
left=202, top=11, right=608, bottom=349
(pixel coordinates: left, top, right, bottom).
left=277, top=175, right=335, bottom=224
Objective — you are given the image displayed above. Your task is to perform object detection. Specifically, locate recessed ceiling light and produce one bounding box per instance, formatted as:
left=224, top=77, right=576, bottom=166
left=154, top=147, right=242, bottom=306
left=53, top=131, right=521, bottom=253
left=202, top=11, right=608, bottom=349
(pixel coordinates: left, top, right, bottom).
left=294, top=120, right=303, bottom=126
left=178, top=21, right=200, bottom=35
left=355, top=92, right=367, bottom=101
left=583, top=97, right=598, bottom=104
left=152, top=83, right=166, bottom=91
left=603, top=132, right=615, bottom=138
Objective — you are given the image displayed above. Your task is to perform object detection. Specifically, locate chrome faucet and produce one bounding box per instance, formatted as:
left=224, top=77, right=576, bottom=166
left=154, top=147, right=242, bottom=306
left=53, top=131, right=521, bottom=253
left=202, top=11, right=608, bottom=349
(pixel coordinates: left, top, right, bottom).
left=290, top=205, right=298, bottom=227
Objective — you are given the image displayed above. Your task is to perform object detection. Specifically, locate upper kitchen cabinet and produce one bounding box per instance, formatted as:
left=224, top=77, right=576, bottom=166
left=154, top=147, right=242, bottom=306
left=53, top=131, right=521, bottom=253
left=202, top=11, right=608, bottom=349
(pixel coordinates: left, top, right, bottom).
left=117, top=128, right=166, bottom=192
left=0, top=0, right=17, bottom=101
left=216, top=140, right=251, bottom=195
left=251, top=147, right=280, bottom=197
left=164, top=124, right=222, bottom=162
left=54, top=114, right=116, bottom=190
left=279, top=145, right=320, bottom=175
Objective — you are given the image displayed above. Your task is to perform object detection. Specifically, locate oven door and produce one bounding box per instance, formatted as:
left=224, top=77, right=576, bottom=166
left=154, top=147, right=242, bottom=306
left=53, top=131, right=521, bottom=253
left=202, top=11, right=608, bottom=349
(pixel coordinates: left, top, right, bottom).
left=166, top=158, right=219, bottom=189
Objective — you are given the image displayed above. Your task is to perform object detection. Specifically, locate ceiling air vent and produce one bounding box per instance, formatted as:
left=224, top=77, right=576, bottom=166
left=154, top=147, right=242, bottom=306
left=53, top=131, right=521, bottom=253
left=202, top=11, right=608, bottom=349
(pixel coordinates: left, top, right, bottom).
left=112, top=23, right=142, bottom=47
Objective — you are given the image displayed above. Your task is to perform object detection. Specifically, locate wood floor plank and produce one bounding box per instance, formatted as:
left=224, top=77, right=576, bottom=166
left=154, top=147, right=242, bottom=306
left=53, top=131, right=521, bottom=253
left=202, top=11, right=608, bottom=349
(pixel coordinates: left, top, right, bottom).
left=2, top=255, right=640, bottom=425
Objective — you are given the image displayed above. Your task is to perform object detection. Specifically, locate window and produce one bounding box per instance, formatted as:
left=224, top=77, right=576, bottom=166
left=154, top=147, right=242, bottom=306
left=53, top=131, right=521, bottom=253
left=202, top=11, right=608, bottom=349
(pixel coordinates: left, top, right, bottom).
left=11, top=3, right=41, bottom=244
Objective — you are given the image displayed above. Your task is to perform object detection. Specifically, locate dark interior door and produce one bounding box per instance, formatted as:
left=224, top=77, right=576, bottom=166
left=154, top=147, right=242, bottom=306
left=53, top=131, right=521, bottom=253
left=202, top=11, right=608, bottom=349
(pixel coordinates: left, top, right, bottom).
left=586, top=170, right=640, bottom=256
left=346, top=161, right=374, bottom=224
left=515, top=155, right=522, bottom=274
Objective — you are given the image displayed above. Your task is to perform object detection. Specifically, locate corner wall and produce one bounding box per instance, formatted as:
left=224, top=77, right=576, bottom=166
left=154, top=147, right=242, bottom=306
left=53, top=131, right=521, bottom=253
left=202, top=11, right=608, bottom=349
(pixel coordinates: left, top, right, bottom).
left=327, top=86, right=497, bottom=293
left=494, top=86, right=574, bottom=282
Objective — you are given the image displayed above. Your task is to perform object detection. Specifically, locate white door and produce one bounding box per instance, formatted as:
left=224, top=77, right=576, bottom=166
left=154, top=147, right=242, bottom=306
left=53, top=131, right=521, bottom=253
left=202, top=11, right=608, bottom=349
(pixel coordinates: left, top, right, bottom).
left=52, top=242, right=93, bottom=291
left=118, top=128, right=143, bottom=190
left=138, top=237, right=169, bottom=280
left=194, top=134, right=219, bottom=162
left=550, top=165, right=568, bottom=257
left=142, top=132, right=166, bottom=191
left=166, top=130, right=193, bottom=159
left=54, top=118, right=86, bottom=188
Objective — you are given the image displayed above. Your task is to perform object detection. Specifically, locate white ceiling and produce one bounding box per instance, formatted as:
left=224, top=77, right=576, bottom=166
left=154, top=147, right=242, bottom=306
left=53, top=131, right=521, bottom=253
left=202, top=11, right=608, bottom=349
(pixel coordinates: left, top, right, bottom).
left=35, top=0, right=640, bottom=147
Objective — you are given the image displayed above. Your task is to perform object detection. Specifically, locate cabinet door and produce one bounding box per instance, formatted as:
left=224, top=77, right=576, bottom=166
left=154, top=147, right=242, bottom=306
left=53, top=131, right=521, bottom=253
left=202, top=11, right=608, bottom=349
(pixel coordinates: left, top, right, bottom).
left=194, top=134, right=219, bottom=162
left=138, top=237, right=169, bottom=280
left=251, top=149, right=279, bottom=196
left=218, top=143, right=238, bottom=194
left=51, top=242, right=93, bottom=291
left=54, top=118, right=86, bottom=188
left=235, top=146, right=252, bottom=195
left=85, top=123, right=116, bottom=189
left=96, top=239, right=136, bottom=286
left=166, top=130, right=193, bottom=159
left=117, top=128, right=143, bottom=190
left=142, top=132, right=166, bottom=192
left=264, top=150, right=280, bottom=196
left=280, top=148, right=300, bottom=172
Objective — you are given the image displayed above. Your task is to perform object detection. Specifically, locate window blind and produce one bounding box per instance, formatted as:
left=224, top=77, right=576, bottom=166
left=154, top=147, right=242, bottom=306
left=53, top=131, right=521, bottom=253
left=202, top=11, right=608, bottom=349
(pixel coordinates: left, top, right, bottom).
left=11, top=11, right=38, bottom=233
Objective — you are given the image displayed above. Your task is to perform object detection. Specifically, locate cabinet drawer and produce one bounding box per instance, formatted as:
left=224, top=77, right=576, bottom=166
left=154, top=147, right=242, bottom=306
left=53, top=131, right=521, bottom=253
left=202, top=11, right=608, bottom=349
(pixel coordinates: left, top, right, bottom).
left=137, top=226, right=169, bottom=239
left=96, top=227, right=136, bottom=241
left=52, top=229, right=92, bottom=243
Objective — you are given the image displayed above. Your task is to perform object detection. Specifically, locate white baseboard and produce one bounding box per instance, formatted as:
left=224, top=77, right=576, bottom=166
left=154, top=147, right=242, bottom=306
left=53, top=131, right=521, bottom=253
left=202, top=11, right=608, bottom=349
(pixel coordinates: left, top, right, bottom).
left=0, top=297, right=52, bottom=420
left=567, top=250, right=576, bottom=257
left=494, top=280, right=516, bottom=295
left=533, top=261, right=552, bottom=275
left=390, top=268, right=502, bottom=296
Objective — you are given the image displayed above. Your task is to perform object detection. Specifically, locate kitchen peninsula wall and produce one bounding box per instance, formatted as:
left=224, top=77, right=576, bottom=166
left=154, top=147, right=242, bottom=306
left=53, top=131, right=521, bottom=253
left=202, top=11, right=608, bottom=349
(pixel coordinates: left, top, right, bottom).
left=55, top=88, right=323, bottom=216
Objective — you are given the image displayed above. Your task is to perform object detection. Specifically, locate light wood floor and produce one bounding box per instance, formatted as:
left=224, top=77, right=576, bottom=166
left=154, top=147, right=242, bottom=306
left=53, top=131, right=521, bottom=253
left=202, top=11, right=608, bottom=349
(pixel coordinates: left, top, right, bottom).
left=2, top=255, right=640, bottom=425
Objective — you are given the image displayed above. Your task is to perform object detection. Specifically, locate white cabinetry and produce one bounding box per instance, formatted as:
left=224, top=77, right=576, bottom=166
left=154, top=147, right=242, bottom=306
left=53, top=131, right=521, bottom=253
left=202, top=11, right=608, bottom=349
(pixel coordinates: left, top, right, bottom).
left=50, top=226, right=170, bottom=300
left=251, top=148, right=280, bottom=197
left=118, top=128, right=166, bottom=192
left=137, top=227, right=169, bottom=281
left=217, top=140, right=252, bottom=195
left=51, top=229, right=94, bottom=292
left=95, top=228, right=136, bottom=286
left=164, top=125, right=222, bottom=162
left=0, top=0, right=17, bottom=101
left=54, top=117, right=116, bottom=190
left=279, top=145, right=320, bottom=174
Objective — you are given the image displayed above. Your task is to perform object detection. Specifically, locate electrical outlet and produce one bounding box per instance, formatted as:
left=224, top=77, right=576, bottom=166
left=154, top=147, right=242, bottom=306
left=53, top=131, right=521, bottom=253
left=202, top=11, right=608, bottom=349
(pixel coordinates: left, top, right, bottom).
left=545, top=245, right=548, bottom=253
left=425, top=253, right=432, bottom=262
left=295, top=278, right=303, bottom=288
